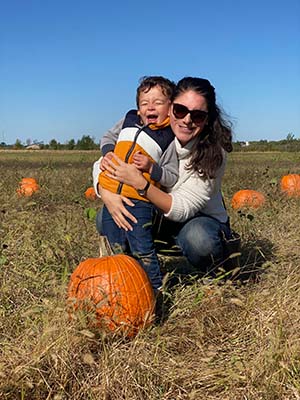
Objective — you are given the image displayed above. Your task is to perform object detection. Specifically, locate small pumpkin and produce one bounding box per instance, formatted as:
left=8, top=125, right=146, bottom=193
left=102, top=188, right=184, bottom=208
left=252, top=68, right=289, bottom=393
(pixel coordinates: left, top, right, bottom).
left=280, top=174, right=300, bottom=197
left=17, top=184, right=39, bottom=197
left=231, top=189, right=265, bottom=210
left=20, top=177, right=37, bottom=186
left=85, top=186, right=97, bottom=201
left=17, top=178, right=39, bottom=197
left=67, top=236, right=155, bottom=337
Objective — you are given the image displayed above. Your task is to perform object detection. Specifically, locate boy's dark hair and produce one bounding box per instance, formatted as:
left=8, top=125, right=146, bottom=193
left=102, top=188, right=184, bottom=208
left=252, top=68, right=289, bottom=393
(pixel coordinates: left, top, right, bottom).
left=136, top=76, right=176, bottom=107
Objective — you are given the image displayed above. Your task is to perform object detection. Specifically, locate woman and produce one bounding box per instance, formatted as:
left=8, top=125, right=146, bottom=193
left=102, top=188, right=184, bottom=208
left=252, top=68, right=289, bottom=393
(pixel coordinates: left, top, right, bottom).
left=94, top=77, right=233, bottom=275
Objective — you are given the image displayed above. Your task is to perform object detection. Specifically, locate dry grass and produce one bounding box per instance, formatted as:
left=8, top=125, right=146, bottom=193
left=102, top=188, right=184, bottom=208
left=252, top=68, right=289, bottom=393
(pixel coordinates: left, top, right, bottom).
left=1, top=150, right=300, bottom=399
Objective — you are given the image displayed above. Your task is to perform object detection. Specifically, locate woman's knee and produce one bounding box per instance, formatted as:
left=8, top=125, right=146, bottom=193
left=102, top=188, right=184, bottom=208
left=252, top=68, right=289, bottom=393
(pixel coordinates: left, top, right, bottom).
left=176, top=218, right=223, bottom=265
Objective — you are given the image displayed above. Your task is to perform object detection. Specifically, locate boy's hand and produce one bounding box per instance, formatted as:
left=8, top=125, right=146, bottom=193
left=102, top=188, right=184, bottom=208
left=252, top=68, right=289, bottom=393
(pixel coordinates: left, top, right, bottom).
left=100, top=152, right=114, bottom=171
left=133, top=151, right=153, bottom=173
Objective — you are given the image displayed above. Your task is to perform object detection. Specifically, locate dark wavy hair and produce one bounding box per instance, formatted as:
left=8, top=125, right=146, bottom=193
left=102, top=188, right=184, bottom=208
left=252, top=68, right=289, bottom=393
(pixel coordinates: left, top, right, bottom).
left=136, top=76, right=176, bottom=107
left=172, top=77, right=233, bottom=179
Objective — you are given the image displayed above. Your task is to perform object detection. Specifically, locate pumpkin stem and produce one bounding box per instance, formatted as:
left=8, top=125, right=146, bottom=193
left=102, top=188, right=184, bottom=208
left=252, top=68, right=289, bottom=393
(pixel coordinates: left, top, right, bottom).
left=99, top=235, right=114, bottom=257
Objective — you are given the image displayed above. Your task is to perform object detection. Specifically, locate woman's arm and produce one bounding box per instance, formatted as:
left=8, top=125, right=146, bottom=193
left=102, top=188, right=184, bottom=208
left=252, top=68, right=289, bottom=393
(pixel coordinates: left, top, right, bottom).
left=93, top=158, right=137, bottom=231
left=105, top=154, right=173, bottom=213
left=105, top=153, right=221, bottom=223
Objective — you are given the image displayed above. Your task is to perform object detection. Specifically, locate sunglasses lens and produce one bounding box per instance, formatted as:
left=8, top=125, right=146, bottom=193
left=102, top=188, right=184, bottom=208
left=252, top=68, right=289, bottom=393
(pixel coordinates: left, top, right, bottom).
left=173, top=103, right=208, bottom=125
left=173, top=104, right=188, bottom=119
left=191, top=110, right=208, bottom=125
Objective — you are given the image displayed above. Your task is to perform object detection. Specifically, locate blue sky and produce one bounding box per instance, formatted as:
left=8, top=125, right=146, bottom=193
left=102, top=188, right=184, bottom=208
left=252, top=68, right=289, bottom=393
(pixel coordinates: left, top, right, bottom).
left=1, top=0, right=299, bottom=145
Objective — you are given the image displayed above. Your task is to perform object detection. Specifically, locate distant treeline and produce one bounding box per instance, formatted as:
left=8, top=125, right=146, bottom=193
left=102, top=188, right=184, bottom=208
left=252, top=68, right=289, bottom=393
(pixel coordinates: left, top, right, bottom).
left=0, top=135, right=100, bottom=150
left=1, top=134, right=300, bottom=152
left=233, top=137, right=300, bottom=152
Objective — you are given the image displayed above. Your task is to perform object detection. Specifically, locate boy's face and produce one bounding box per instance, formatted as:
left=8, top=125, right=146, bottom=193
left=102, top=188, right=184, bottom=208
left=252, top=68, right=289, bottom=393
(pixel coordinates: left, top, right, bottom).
left=138, top=85, right=171, bottom=126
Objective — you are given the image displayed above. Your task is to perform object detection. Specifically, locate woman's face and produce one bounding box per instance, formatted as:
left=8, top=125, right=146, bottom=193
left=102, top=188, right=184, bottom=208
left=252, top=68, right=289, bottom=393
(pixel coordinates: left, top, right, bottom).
left=170, top=90, right=208, bottom=146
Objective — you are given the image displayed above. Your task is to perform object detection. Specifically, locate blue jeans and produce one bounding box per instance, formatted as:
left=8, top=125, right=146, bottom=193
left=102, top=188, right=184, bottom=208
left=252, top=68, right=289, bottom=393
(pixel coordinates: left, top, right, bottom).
left=96, top=200, right=162, bottom=290
left=155, top=214, right=231, bottom=275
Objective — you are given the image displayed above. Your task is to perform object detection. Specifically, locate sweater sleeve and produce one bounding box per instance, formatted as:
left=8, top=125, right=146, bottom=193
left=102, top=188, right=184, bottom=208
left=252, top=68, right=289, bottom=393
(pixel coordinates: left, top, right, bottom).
left=100, top=118, right=125, bottom=155
left=165, top=174, right=214, bottom=222
left=92, top=157, right=102, bottom=197
left=150, top=140, right=179, bottom=188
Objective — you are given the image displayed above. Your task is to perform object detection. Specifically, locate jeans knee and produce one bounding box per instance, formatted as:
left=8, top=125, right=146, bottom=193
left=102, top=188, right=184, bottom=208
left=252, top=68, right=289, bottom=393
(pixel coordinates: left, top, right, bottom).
left=178, top=227, right=212, bottom=256
left=176, top=218, right=224, bottom=267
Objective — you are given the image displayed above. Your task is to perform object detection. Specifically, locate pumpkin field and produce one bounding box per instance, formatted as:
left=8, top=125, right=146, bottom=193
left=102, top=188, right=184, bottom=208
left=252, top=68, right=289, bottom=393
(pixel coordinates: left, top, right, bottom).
left=1, top=149, right=300, bottom=400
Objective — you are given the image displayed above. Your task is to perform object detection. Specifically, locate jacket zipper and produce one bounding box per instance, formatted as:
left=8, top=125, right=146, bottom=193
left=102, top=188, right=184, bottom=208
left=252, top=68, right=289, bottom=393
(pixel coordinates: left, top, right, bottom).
left=116, top=124, right=148, bottom=194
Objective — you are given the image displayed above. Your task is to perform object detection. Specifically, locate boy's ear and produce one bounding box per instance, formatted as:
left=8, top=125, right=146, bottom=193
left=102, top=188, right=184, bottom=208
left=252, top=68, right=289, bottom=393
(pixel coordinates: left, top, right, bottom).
left=137, top=110, right=140, bottom=115
left=168, top=103, right=171, bottom=116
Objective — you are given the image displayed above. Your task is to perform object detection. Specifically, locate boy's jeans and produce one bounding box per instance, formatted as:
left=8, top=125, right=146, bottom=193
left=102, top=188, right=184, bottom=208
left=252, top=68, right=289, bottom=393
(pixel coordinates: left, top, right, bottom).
left=97, top=200, right=162, bottom=290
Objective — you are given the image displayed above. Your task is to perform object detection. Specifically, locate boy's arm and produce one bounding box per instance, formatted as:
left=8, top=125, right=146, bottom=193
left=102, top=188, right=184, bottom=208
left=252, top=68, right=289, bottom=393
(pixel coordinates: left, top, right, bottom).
left=100, top=118, right=124, bottom=155
left=150, top=141, right=178, bottom=189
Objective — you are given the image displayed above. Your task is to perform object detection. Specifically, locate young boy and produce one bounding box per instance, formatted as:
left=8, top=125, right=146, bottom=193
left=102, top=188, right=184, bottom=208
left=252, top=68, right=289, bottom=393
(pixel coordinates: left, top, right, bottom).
left=97, top=76, right=178, bottom=291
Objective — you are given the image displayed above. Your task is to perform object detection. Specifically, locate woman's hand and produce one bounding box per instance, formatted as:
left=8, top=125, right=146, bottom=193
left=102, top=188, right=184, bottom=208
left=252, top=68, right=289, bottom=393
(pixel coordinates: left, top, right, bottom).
left=105, top=153, right=173, bottom=214
left=99, top=187, right=137, bottom=231
left=105, top=154, right=147, bottom=189
left=100, top=152, right=113, bottom=171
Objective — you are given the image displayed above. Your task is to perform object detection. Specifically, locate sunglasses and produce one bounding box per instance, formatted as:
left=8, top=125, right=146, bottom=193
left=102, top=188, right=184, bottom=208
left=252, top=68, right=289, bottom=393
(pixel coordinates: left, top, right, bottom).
left=172, top=103, right=208, bottom=125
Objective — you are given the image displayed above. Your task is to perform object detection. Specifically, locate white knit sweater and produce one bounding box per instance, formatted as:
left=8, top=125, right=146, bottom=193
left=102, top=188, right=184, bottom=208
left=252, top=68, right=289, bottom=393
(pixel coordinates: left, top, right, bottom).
left=164, top=138, right=228, bottom=223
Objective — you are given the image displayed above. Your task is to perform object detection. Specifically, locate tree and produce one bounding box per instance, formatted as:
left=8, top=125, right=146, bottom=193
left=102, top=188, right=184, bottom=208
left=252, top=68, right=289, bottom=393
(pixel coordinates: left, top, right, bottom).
left=286, top=132, right=295, bottom=141
left=66, top=138, right=75, bottom=150
left=49, top=139, right=59, bottom=150
left=76, top=135, right=97, bottom=150
left=14, top=139, right=23, bottom=149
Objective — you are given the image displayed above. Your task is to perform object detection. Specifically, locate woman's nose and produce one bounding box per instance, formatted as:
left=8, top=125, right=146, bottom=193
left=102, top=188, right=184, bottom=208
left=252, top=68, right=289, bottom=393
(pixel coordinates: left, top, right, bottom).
left=183, top=112, right=192, bottom=124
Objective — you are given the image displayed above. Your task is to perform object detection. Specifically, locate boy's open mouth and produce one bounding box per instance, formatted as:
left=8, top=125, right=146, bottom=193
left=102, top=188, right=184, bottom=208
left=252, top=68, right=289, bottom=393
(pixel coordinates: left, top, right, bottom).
left=146, top=114, right=158, bottom=123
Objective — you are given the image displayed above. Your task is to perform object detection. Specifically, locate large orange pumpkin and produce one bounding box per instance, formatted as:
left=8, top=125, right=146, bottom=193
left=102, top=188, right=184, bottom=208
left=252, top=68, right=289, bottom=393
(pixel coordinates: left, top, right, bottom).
left=17, top=178, right=39, bottom=197
left=231, top=189, right=265, bottom=210
left=67, top=238, right=155, bottom=337
left=280, top=174, right=300, bottom=197
left=84, top=186, right=97, bottom=200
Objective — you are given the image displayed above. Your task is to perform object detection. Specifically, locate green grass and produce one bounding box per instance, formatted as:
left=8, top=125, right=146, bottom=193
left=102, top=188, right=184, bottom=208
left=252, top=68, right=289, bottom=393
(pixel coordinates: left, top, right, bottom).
left=1, top=150, right=300, bottom=399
